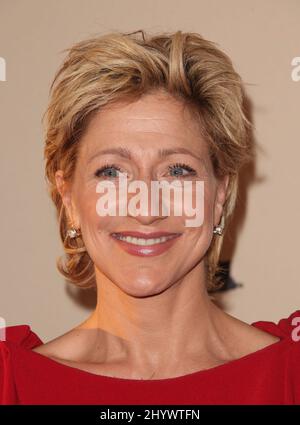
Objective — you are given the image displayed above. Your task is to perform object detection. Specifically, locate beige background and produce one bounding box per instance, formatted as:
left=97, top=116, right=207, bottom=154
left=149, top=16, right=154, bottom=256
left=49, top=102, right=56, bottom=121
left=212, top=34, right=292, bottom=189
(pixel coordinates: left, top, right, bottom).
left=0, top=0, right=299, bottom=341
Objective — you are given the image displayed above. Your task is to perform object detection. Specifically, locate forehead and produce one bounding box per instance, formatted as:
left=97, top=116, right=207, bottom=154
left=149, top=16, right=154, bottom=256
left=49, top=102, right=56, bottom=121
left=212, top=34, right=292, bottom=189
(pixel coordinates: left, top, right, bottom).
left=79, top=92, right=208, bottom=157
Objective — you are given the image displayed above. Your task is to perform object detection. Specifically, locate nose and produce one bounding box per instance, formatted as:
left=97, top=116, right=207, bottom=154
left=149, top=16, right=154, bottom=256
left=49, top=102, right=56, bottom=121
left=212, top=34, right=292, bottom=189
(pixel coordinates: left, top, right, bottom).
left=125, top=173, right=169, bottom=225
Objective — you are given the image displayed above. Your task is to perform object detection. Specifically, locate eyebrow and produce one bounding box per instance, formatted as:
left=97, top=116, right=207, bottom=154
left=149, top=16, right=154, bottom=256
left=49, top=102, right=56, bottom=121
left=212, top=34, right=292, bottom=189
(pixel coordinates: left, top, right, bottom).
left=87, top=146, right=205, bottom=164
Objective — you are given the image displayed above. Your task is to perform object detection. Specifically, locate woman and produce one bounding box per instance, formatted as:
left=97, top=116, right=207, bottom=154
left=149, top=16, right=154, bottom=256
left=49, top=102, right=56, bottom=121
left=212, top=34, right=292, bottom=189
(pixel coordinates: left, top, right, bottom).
left=1, top=29, right=300, bottom=405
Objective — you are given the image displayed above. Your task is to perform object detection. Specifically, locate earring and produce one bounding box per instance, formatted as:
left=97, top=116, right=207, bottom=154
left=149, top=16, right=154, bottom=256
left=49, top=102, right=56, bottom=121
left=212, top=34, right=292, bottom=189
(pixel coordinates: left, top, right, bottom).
left=67, top=227, right=81, bottom=239
left=213, top=215, right=225, bottom=236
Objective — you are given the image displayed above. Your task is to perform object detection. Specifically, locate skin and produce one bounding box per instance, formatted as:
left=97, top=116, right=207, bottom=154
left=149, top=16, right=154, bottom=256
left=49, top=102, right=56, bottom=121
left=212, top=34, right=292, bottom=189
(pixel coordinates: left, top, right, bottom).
left=33, top=91, right=280, bottom=380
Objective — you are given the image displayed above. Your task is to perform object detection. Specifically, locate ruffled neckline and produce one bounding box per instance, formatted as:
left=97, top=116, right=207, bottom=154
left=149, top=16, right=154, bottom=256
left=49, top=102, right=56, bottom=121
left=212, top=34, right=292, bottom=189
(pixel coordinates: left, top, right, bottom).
left=4, top=310, right=300, bottom=383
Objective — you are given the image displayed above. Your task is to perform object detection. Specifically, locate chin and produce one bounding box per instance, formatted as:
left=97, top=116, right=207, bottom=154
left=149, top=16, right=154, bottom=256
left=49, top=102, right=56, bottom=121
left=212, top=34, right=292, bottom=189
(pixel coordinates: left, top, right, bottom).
left=118, top=279, right=168, bottom=298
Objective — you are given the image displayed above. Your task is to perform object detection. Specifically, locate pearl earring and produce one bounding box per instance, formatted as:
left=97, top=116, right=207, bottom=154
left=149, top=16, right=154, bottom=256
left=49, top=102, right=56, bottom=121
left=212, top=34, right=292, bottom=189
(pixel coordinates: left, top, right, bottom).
left=66, top=227, right=81, bottom=239
left=213, top=215, right=225, bottom=236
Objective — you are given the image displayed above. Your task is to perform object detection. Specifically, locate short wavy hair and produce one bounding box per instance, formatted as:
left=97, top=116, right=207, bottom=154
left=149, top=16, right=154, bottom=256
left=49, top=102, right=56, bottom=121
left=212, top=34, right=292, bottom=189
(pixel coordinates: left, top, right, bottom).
left=43, top=29, right=254, bottom=292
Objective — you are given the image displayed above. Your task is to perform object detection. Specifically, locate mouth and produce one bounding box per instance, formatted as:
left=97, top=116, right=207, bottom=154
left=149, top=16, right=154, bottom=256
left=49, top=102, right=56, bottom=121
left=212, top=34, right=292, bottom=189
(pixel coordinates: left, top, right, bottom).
left=110, top=231, right=182, bottom=257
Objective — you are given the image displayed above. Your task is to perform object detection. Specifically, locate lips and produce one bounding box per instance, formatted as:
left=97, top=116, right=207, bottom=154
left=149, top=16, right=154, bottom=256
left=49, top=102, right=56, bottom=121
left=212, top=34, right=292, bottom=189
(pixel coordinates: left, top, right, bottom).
left=110, top=231, right=182, bottom=257
left=111, top=231, right=181, bottom=239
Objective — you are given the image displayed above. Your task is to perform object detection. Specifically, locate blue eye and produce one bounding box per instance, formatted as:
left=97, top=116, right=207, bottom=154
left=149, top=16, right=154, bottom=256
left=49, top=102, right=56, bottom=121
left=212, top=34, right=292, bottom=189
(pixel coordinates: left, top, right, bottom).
left=94, top=163, right=123, bottom=179
left=94, top=162, right=197, bottom=179
left=168, top=163, right=197, bottom=177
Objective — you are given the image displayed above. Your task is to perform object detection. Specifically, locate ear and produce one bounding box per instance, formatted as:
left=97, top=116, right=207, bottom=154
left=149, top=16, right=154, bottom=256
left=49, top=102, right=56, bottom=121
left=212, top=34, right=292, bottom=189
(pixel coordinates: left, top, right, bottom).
left=55, top=170, right=80, bottom=228
left=214, top=174, right=230, bottom=227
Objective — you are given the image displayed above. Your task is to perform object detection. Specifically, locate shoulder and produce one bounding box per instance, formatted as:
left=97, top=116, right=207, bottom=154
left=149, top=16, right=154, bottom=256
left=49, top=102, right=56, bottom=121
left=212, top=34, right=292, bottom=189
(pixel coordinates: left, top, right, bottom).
left=0, top=324, right=43, bottom=348
left=215, top=307, right=300, bottom=362
left=31, top=326, right=93, bottom=362
left=0, top=324, right=43, bottom=404
left=251, top=309, right=300, bottom=340
left=252, top=309, right=300, bottom=403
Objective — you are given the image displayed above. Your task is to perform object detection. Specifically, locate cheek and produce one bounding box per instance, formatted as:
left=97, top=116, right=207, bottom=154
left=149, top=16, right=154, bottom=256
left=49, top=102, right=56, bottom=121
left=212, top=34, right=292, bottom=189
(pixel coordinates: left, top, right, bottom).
left=203, top=179, right=217, bottom=221
left=180, top=179, right=215, bottom=229
left=76, top=189, right=122, bottom=241
left=75, top=189, right=103, bottom=229
left=180, top=186, right=215, bottom=243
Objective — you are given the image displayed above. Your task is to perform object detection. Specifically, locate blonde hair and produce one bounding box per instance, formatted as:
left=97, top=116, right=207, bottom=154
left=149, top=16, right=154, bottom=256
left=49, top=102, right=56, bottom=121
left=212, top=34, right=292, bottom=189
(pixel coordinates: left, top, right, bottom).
left=43, top=29, right=254, bottom=292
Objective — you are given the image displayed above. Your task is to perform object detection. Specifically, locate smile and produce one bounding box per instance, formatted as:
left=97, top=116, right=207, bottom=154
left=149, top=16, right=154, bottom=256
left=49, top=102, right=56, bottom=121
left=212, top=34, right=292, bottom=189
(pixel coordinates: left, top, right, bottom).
left=112, top=234, right=178, bottom=245
left=110, top=232, right=182, bottom=257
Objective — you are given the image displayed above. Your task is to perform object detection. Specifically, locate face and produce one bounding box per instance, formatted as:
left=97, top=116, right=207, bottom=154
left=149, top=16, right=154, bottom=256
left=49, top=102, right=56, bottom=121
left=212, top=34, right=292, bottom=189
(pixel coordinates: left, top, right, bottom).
left=55, top=91, right=229, bottom=297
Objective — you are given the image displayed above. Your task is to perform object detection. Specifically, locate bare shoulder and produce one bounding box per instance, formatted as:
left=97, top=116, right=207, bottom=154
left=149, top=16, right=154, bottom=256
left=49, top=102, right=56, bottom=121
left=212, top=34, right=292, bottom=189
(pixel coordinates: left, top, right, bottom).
left=220, top=310, right=281, bottom=358
left=32, top=326, right=90, bottom=362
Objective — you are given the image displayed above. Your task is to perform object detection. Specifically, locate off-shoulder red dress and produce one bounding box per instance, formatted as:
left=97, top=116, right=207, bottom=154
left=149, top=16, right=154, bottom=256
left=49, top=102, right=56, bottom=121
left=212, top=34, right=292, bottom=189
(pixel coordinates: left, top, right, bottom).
left=1, top=310, right=300, bottom=405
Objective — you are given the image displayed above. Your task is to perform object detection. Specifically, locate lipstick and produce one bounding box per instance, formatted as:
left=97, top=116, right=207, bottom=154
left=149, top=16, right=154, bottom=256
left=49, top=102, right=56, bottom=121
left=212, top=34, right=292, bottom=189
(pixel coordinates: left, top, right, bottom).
left=110, top=231, right=182, bottom=257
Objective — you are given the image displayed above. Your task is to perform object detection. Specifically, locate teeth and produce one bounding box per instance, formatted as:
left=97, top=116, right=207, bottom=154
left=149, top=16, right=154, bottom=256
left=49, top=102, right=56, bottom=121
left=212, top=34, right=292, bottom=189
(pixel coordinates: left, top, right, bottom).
left=113, top=234, right=176, bottom=246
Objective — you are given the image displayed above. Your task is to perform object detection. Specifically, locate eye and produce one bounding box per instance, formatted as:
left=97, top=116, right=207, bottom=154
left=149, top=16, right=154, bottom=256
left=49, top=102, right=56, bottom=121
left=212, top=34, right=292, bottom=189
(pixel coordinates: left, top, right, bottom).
left=168, top=162, right=197, bottom=178
left=94, top=163, right=125, bottom=179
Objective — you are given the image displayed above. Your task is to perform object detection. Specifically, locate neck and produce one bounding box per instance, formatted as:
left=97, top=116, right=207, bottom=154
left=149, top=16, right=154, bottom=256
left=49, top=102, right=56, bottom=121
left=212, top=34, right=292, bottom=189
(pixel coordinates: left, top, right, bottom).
left=77, top=264, right=231, bottom=378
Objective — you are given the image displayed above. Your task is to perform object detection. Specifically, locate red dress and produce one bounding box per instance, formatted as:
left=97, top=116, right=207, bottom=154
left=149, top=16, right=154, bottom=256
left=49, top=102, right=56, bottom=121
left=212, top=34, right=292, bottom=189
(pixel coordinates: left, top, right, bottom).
left=1, top=310, right=300, bottom=405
